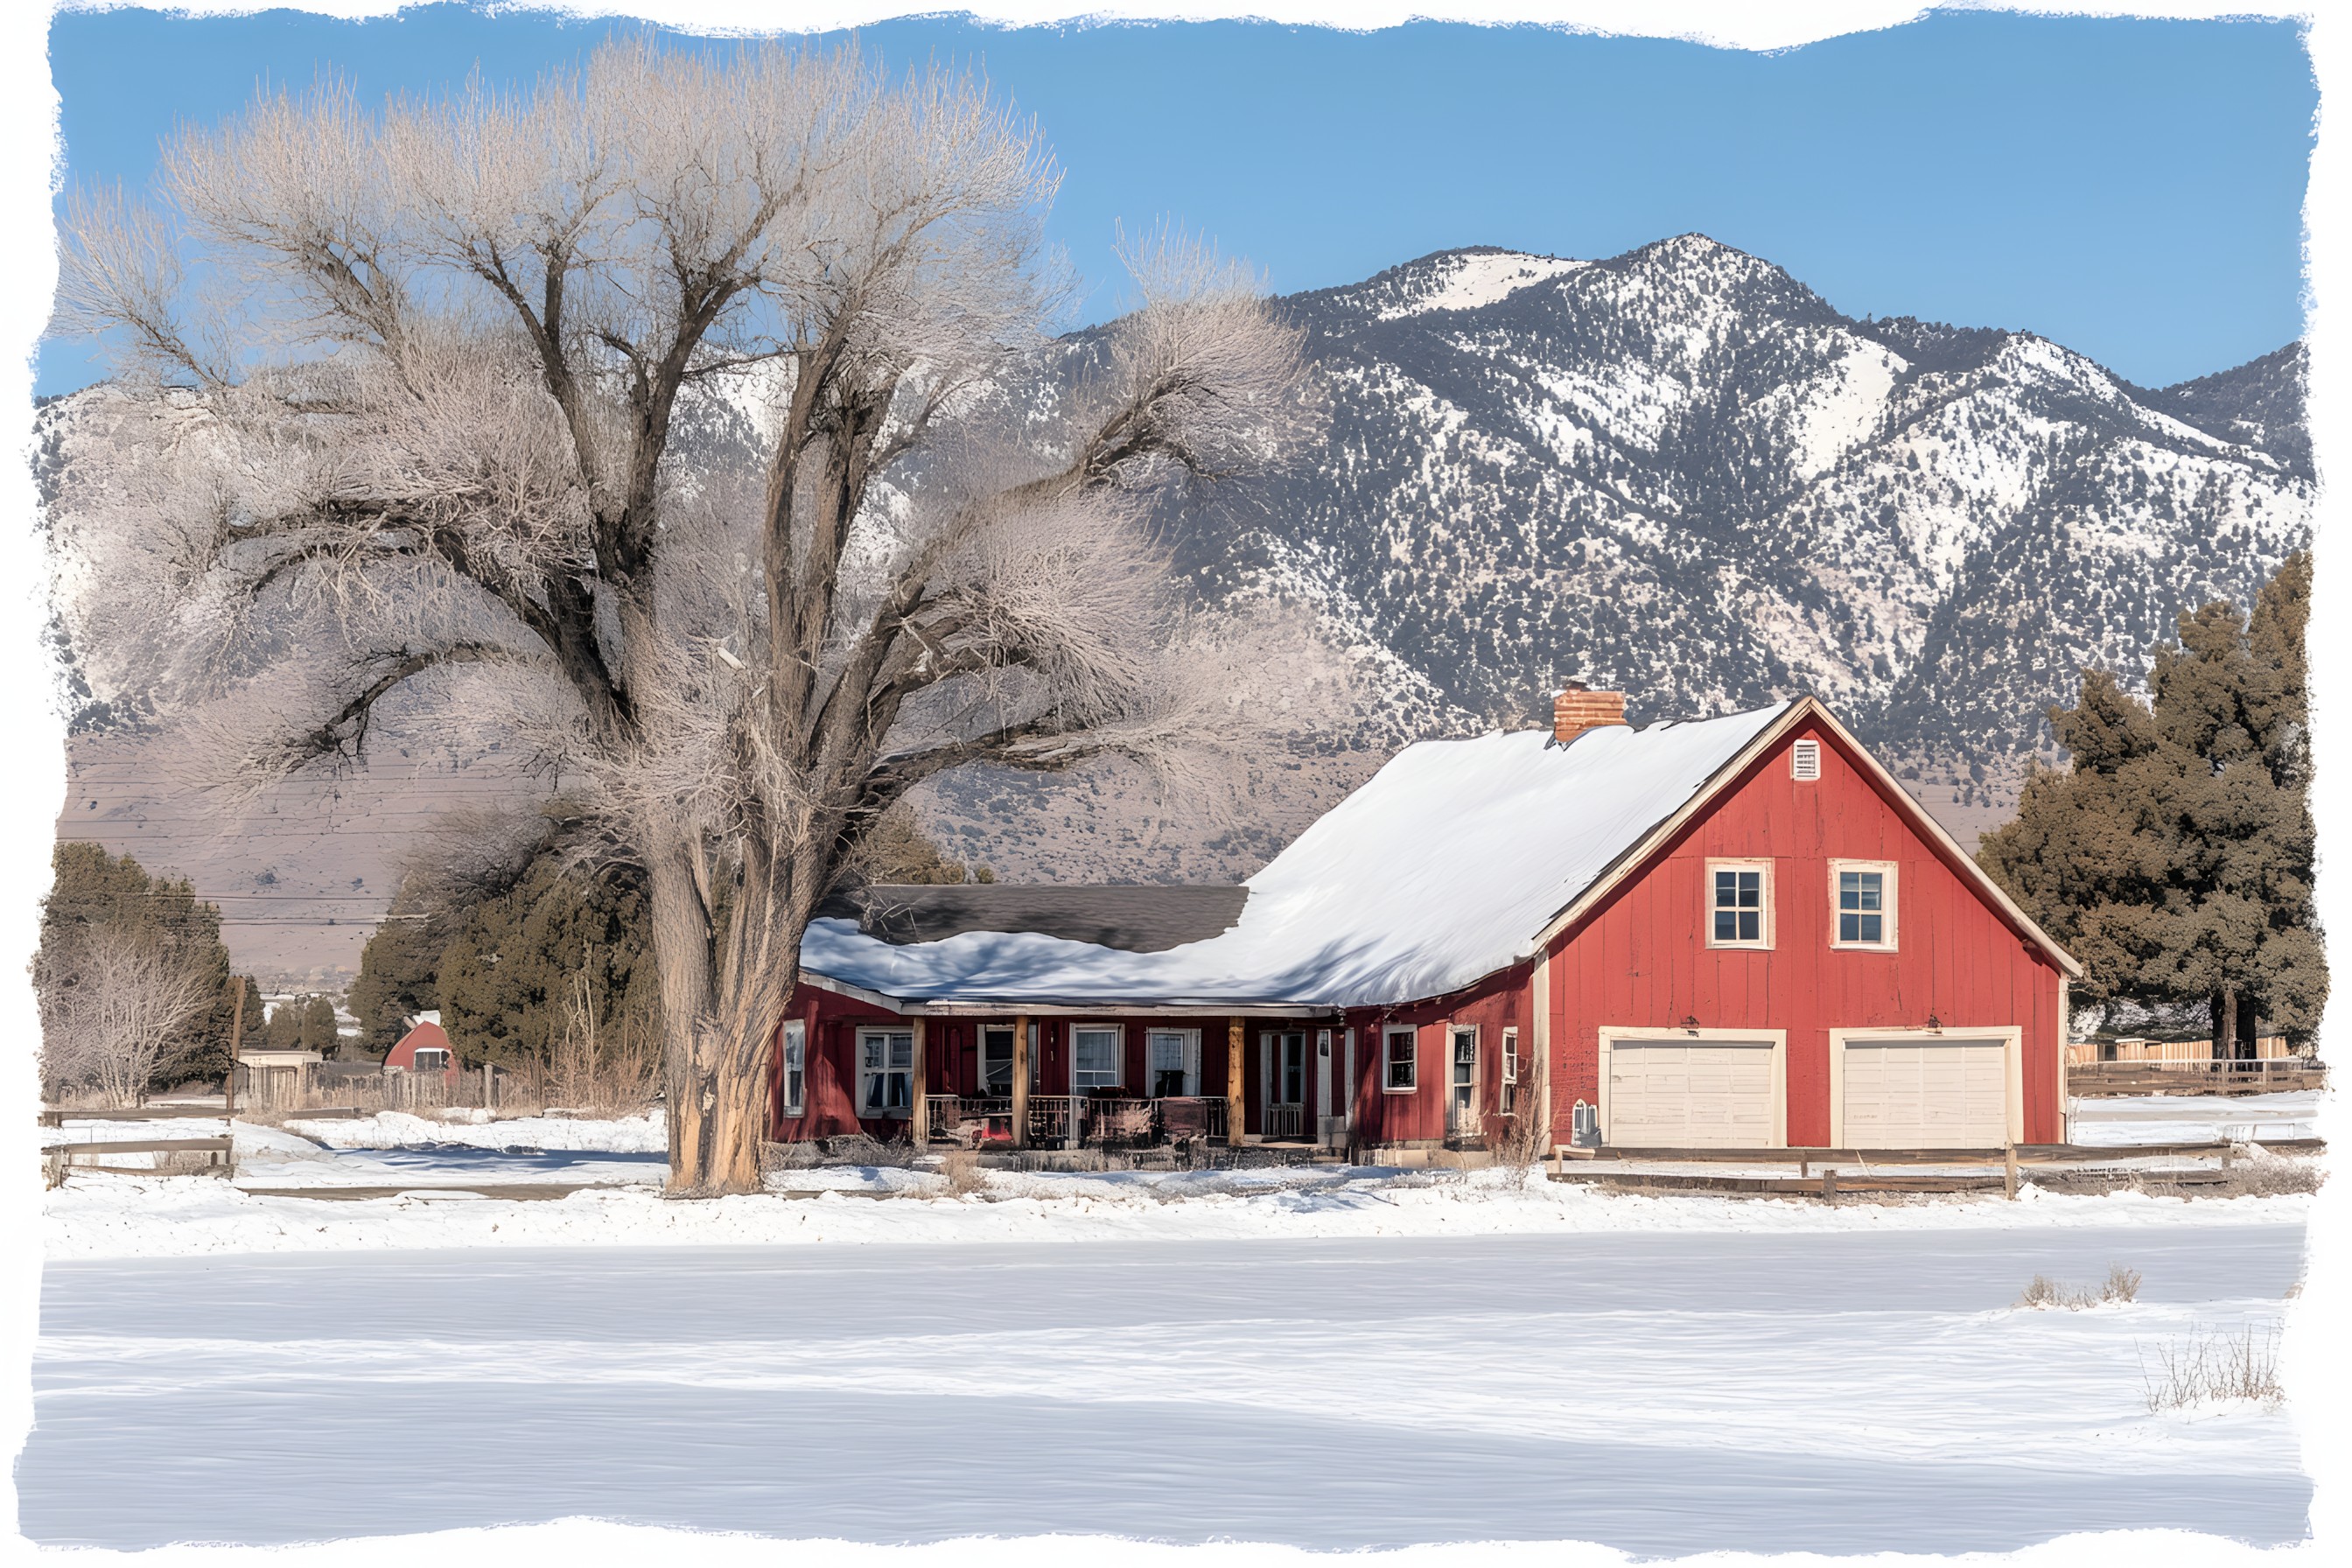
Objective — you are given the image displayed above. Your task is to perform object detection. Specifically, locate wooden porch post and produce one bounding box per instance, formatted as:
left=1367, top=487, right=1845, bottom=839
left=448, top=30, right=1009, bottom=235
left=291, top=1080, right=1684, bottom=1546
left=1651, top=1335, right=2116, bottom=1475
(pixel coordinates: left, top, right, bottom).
left=911, top=1016, right=929, bottom=1146
left=1226, top=1017, right=1246, bottom=1146
left=1012, top=1013, right=1031, bottom=1150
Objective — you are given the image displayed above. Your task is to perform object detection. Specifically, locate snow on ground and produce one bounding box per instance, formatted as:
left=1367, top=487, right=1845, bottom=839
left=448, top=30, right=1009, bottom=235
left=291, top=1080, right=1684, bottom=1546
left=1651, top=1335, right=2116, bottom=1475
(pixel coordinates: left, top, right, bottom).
left=43, top=1159, right=2314, bottom=1261
left=22, top=1225, right=2308, bottom=1554
left=290, top=1108, right=666, bottom=1152
left=2071, top=1090, right=2322, bottom=1146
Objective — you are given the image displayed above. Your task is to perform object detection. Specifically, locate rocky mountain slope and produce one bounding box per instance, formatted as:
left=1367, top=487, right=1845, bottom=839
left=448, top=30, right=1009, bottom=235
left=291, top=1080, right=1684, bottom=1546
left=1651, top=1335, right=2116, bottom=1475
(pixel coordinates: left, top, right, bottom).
left=1170, top=236, right=2307, bottom=838
left=46, top=236, right=2311, bottom=973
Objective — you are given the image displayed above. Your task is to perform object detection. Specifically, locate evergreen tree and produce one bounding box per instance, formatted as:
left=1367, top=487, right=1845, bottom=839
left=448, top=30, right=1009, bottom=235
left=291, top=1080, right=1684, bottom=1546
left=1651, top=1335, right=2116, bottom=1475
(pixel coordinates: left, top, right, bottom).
left=38, top=842, right=244, bottom=1090
left=1980, top=552, right=2324, bottom=1052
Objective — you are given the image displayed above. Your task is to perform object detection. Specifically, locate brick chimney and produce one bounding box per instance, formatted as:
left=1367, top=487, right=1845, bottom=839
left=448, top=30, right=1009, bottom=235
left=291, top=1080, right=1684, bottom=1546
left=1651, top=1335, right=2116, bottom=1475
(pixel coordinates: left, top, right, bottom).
left=1553, top=681, right=1628, bottom=744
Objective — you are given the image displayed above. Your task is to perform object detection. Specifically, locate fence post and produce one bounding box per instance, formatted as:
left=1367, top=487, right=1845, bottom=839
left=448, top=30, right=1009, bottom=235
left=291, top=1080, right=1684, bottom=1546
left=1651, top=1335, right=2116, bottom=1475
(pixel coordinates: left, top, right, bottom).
left=2005, top=1144, right=2019, bottom=1201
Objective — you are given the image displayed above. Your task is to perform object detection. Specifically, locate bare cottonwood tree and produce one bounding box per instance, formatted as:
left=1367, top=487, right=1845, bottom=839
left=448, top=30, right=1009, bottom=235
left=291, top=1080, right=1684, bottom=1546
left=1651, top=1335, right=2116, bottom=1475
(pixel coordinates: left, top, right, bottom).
left=36, top=927, right=216, bottom=1107
left=50, top=39, right=1327, bottom=1191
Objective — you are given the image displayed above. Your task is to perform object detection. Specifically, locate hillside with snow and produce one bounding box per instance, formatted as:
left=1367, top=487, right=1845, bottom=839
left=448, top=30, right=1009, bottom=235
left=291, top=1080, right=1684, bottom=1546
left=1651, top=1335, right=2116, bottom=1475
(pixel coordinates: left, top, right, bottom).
left=1166, top=236, right=2307, bottom=841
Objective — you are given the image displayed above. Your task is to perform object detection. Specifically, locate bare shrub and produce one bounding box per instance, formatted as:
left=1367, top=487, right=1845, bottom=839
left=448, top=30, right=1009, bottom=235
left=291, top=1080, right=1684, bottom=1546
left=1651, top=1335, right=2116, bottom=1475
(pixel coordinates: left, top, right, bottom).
left=2140, top=1325, right=2284, bottom=1411
left=527, top=962, right=658, bottom=1117
left=1484, top=1102, right=1550, bottom=1190
left=2019, top=1264, right=2142, bottom=1310
left=36, top=926, right=215, bottom=1108
left=939, top=1147, right=988, bottom=1198
left=2221, top=1156, right=2325, bottom=1197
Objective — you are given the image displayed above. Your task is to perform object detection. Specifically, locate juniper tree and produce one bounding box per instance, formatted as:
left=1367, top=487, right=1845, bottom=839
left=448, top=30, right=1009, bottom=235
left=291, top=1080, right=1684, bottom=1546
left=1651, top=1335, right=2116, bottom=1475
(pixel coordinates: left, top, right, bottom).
left=48, top=38, right=1333, bottom=1190
left=1979, top=552, right=2323, bottom=1053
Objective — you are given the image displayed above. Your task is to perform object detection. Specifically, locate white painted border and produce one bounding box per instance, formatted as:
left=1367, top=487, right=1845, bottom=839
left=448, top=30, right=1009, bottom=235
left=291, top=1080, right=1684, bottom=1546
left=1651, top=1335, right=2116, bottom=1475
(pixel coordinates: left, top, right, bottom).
left=1381, top=1023, right=1418, bottom=1093
left=1596, top=1026, right=1788, bottom=1148
left=1827, top=1025, right=2025, bottom=1149
left=1704, top=857, right=1775, bottom=949
left=1827, top=858, right=1900, bottom=952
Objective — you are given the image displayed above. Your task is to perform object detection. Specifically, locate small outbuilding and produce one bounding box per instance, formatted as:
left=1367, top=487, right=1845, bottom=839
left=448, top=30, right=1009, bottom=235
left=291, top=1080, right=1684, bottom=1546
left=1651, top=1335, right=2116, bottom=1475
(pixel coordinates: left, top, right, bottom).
left=385, top=1018, right=460, bottom=1084
left=237, top=1049, right=321, bottom=1109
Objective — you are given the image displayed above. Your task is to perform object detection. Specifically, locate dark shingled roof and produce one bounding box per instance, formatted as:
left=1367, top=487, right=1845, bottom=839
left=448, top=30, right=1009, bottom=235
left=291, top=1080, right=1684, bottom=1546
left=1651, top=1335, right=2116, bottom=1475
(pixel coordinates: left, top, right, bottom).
left=816, top=884, right=1249, bottom=953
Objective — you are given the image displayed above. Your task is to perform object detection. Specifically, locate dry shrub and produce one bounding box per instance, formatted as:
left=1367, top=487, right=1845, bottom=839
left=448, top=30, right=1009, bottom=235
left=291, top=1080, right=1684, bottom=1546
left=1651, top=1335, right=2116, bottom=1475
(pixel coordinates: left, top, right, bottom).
left=2020, top=1264, right=2142, bottom=1309
left=1484, top=1103, right=1550, bottom=1189
left=2140, top=1325, right=2284, bottom=1411
left=2221, top=1156, right=2325, bottom=1197
left=939, top=1148, right=988, bottom=1198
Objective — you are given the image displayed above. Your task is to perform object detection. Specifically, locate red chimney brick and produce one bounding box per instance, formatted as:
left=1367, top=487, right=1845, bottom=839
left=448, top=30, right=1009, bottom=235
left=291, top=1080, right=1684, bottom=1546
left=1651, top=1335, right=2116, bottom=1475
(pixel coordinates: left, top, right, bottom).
left=1553, top=686, right=1628, bottom=744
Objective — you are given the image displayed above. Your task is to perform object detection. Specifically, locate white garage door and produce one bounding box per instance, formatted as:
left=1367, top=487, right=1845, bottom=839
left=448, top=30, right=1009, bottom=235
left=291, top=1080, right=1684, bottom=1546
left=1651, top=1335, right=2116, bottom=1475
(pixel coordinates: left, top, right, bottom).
left=1606, top=1041, right=1776, bottom=1147
left=1842, top=1039, right=2010, bottom=1149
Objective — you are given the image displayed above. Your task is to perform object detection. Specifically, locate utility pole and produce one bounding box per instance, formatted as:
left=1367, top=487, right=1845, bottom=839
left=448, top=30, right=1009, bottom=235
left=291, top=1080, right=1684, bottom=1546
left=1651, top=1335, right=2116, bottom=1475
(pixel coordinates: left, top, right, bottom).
left=223, top=978, right=247, bottom=1118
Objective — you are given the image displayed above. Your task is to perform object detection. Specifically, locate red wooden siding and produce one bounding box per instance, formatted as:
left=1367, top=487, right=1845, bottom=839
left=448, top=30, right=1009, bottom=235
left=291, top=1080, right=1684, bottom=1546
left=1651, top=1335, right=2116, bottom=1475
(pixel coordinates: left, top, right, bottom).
left=1542, top=714, right=2063, bottom=1145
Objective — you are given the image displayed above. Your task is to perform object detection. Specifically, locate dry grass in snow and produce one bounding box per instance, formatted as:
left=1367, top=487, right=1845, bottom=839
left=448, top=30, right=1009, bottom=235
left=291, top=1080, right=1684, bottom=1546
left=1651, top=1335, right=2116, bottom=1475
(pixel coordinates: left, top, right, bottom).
left=2018, top=1263, right=2142, bottom=1310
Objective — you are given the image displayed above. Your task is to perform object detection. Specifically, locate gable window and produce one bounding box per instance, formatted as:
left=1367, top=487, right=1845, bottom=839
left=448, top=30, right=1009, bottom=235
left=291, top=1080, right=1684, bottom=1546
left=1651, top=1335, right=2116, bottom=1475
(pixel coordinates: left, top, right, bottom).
left=1384, top=1026, right=1418, bottom=1092
left=1072, top=1026, right=1124, bottom=1091
left=1705, top=859, right=1773, bottom=949
left=858, top=1028, right=914, bottom=1117
left=780, top=1020, right=807, bottom=1119
left=1146, top=1030, right=1200, bottom=1096
left=1831, top=861, right=1899, bottom=950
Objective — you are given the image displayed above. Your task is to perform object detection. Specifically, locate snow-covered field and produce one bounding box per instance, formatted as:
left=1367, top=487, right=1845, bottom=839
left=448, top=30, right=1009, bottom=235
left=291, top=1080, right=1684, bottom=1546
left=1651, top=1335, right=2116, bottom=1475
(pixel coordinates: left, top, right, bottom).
left=2071, top=1090, right=2322, bottom=1146
left=23, top=1225, right=2308, bottom=1555
left=27, top=1092, right=2320, bottom=1557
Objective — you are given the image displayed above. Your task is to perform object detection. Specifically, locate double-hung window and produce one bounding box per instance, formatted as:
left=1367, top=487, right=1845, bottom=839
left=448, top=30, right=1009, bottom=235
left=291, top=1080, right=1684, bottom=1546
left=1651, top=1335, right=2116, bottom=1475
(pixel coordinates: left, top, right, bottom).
left=858, top=1028, right=914, bottom=1117
left=1705, top=859, right=1773, bottom=948
left=1072, top=1026, right=1124, bottom=1091
left=1146, top=1030, right=1200, bottom=1096
left=1831, top=861, right=1899, bottom=949
left=1384, top=1026, right=1418, bottom=1092
left=780, top=1020, right=807, bottom=1118
left=1500, top=1026, right=1521, bottom=1116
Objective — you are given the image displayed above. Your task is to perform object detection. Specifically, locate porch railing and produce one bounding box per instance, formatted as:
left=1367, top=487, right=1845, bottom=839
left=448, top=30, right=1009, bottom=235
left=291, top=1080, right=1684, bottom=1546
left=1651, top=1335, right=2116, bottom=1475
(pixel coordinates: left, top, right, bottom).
left=1263, top=1102, right=1306, bottom=1141
left=923, top=1093, right=1229, bottom=1148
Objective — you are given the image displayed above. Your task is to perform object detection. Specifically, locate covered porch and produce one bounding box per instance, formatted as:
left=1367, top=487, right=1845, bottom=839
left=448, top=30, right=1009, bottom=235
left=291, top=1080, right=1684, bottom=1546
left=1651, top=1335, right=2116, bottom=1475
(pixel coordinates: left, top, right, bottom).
left=779, top=988, right=1356, bottom=1151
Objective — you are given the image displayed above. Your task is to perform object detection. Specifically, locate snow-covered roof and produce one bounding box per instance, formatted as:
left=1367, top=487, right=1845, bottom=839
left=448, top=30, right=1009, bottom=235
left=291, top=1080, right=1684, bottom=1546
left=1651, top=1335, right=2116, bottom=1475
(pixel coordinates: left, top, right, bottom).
left=802, top=702, right=1794, bottom=1010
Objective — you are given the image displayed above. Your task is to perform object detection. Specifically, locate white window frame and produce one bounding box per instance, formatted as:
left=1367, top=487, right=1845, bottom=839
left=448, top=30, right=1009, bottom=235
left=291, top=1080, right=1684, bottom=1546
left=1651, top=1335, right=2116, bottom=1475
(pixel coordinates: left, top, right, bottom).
left=1830, top=859, right=1900, bottom=951
left=1500, top=1026, right=1521, bottom=1116
left=857, top=1026, right=915, bottom=1119
left=1791, top=738, right=1822, bottom=781
left=1144, top=1028, right=1200, bottom=1097
left=1827, top=1026, right=2023, bottom=1148
left=1704, top=858, right=1774, bottom=950
left=1071, top=1023, right=1124, bottom=1092
left=1383, top=1025, right=1418, bottom=1093
left=413, top=1047, right=450, bottom=1073
left=780, top=1019, right=807, bottom=1118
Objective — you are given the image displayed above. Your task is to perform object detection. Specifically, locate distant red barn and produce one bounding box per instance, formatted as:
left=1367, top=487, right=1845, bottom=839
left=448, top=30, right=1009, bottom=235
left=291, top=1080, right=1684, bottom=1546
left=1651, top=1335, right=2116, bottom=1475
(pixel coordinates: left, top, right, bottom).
left=386, top=1018, right=461, bottom=1085
left=769, top=693, right=2080, bottom=1156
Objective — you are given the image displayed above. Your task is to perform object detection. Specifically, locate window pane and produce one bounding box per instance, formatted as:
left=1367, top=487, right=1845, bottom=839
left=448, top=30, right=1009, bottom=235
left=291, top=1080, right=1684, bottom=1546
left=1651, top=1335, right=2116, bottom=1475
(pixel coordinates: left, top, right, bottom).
left=1387, top=1032, right=1415, bottom=1088
left=1074, top=1028, right=1121, bottom=1088
left=1737, top=871, right=1760, bottom=907
left=1839, top=872, right=1861, bottom=909
left=1714, top=910, right=1738, bottom=942
left=1840, top=912, right=1858, bottom=942
left=1858, top=873, right=1881, bottom=912
left=1858, top=914, right=1882, bottom=942
left=1714, top=870, right=1737, bottom=906
left=1738, top=911, right=1760, bottom=941
left=863, top=1037, right=884, bottom=1068
left=886, top=1033, right=914, bottom=1069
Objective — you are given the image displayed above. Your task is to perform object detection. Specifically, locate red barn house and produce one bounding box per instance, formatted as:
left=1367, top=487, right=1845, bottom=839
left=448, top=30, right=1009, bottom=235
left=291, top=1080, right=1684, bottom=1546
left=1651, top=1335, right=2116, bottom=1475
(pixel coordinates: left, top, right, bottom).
left=774, top=691, right=2080, bottom=1155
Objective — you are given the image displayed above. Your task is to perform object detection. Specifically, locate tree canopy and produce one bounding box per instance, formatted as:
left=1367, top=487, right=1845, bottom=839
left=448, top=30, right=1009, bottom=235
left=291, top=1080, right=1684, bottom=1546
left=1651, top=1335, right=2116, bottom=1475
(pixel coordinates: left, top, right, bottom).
left=36, top=842, right=246, bottom=1100
left=51, top=38, right=1332, bottom=1190
left=1978, top=552, right=2323, bottom=1050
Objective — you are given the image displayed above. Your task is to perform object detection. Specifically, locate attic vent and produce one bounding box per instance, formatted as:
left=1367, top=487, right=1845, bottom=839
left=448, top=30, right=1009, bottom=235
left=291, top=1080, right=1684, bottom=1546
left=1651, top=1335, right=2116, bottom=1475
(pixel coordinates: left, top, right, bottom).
left=1792, top=739, right=1822, bottom=781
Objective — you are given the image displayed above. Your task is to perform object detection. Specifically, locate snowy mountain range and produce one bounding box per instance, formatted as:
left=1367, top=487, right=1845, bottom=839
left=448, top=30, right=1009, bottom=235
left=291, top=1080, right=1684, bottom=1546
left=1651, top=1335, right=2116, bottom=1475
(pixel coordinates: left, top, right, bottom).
left=1166, top=234, right=2308, bottom=836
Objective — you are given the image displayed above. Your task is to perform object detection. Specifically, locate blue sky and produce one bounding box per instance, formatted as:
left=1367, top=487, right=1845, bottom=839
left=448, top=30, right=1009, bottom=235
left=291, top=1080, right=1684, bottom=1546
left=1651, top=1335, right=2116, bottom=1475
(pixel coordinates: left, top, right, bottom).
left=40, top=5, right=2314, bottom=394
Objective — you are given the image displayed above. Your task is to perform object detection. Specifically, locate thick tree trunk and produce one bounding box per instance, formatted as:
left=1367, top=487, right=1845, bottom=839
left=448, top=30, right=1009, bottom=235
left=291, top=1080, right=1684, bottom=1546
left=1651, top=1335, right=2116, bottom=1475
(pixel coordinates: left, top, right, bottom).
left=644, top=833, right=768, bottom=1195
left=2212, top=988, right=2238, bottom=1067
